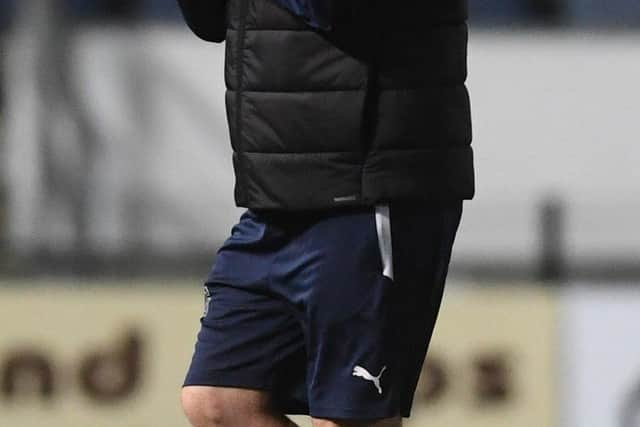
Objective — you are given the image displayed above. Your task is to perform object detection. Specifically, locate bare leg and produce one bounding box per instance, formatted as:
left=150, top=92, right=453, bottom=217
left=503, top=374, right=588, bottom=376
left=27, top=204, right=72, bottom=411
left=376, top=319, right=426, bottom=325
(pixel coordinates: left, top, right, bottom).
left=312, top=417, right=402, bottom=427
left=182, top=386, right=298, bottom=427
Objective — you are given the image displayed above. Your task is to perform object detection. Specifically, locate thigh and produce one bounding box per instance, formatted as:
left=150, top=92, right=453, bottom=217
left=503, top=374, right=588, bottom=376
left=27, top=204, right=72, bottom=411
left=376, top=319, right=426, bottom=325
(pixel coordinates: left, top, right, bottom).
left=389, top=200, right=463, bottom=414
left=277, top=206, right=397, bottom=420
left=289, top=201, right=463, bottom=420
left=184, top=282, right=307, bottom=399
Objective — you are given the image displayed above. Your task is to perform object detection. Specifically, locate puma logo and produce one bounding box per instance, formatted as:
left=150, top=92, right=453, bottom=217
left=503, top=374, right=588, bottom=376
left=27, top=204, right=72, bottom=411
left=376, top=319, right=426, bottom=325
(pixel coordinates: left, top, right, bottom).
left=352, top=365, right=387, bottom=394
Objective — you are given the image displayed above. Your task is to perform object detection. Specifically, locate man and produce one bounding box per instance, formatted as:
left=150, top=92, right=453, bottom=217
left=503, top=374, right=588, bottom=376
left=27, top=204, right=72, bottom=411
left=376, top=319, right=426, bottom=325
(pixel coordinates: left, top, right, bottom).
left=177, top=1, right=474, bottom=426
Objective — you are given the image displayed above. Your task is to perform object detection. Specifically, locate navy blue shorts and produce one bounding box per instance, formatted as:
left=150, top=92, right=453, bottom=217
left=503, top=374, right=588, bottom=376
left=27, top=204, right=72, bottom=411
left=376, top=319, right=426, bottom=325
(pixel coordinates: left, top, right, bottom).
left=184, top=201, right=463, bottom=420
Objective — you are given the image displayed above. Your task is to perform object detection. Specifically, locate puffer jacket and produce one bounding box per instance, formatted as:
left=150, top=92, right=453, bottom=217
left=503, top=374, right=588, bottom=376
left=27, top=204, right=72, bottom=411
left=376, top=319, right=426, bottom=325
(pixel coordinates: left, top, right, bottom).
left=179, top=0, right=475, bottom=210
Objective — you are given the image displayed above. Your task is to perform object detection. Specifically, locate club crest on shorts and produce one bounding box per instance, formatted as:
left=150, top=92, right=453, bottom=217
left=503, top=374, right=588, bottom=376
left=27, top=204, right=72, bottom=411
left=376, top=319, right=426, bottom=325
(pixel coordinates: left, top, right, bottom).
left=203, top=286, right=212, bottom=317
left=352, top=365, right=387, bottom=395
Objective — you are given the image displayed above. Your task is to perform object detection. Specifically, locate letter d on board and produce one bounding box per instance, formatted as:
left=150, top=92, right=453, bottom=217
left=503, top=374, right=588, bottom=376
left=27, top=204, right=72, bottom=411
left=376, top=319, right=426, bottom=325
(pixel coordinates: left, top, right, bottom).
left=78, top=329, right=143, bottom=403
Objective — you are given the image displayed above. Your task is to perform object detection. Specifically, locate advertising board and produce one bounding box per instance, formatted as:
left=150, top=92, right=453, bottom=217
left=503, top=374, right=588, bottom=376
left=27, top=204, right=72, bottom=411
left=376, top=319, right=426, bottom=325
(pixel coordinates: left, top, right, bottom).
left=0, top=283, right=557, bottom=427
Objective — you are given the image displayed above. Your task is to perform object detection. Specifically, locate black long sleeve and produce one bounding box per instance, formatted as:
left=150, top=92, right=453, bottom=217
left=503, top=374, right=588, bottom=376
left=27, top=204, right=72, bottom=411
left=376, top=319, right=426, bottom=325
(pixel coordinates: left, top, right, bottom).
left=177, top=0, right=227, bottom=43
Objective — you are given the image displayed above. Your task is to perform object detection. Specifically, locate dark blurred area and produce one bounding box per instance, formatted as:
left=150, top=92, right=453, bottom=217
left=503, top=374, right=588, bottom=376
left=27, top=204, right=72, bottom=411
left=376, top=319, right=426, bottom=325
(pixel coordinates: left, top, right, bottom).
left=0, top=0, right=178, bottom=28
left=0, top=0, right=640, bottom=30
left=469, top=0, right=640, bottom=27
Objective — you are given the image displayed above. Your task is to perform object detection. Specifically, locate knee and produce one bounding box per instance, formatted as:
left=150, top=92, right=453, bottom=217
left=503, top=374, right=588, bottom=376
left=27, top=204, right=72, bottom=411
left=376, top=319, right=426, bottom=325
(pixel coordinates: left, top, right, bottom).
left=181, top=387, right=227, bottom=427
left=312, top=417, right=402, bottom=427
left=313, top=420, right=355, bottom=427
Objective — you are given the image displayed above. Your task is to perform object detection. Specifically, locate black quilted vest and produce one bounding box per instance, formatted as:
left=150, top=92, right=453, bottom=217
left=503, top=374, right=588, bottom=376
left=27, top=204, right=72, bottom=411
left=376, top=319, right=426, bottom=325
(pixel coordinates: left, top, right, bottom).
left=225, top=0, right=475, bottom=210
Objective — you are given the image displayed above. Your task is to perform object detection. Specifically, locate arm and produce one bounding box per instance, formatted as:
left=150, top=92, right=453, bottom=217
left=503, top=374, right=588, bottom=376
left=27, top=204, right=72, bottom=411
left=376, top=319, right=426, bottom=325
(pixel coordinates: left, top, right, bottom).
left=177, top=0, right=227, bottom=43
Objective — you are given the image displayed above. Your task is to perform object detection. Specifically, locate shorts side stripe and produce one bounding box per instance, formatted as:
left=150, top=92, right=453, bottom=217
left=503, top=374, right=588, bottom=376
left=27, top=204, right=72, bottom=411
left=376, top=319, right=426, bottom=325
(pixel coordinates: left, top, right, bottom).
left=374, top=204, right=394, bottom=281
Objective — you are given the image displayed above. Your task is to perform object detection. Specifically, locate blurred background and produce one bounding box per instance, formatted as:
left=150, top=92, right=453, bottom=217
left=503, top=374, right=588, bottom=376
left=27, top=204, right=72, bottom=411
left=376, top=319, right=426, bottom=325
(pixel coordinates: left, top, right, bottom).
left=0, top=1, right=639, bottom=426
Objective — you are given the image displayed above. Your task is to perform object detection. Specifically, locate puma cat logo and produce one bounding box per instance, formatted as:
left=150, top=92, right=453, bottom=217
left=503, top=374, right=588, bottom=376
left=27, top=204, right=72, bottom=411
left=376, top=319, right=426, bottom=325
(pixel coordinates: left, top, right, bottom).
left=352, top=365, right=387, bottom=394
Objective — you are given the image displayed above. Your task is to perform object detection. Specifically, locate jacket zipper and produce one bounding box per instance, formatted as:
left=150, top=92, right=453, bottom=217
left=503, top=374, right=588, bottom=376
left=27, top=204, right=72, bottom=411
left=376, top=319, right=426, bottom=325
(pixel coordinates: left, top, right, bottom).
left=235, top=0, right=250, bottom=204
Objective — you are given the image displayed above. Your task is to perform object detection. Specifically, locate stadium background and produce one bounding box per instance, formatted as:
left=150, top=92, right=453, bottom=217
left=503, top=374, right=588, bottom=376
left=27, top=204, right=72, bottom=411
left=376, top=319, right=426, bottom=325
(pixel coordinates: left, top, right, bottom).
left=1, top=1, right=639, bottom=426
